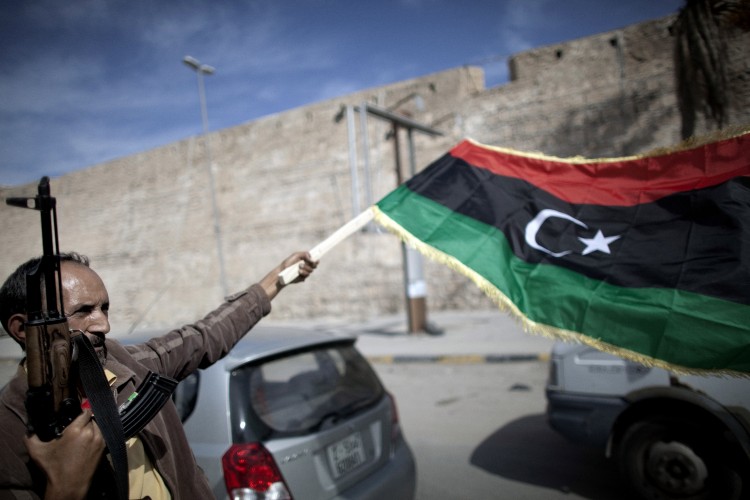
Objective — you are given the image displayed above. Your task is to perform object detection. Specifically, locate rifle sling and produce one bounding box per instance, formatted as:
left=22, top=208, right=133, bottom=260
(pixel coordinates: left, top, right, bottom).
left=73, top=334, right=128, bottom=500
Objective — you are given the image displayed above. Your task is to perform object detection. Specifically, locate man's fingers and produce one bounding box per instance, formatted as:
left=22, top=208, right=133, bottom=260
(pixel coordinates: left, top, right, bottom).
left=65, top=409, right=94, bottom=431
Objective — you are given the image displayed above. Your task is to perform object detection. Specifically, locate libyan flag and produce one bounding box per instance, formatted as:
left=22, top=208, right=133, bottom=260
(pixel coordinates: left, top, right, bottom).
left=372, top=130, right=750, bottom=376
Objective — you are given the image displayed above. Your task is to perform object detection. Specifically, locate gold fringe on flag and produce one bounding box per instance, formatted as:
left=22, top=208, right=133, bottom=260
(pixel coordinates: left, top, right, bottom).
left=463, top=124, right=750, bottom=165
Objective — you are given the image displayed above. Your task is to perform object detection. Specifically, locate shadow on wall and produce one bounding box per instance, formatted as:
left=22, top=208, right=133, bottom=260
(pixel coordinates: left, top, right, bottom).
left=544, top=89, right=676, bottom=158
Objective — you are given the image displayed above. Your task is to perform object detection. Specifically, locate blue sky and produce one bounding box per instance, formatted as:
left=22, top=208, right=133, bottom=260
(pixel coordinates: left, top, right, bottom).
left=0, top=0, right=684, bottom=187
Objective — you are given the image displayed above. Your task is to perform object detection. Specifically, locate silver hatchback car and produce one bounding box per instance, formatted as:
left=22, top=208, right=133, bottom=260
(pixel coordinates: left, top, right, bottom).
left=170, top=325, right=417, bottom=500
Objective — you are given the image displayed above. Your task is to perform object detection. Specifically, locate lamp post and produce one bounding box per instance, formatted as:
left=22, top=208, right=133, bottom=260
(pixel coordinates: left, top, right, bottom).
left=183, top=55, right=228, bottom=297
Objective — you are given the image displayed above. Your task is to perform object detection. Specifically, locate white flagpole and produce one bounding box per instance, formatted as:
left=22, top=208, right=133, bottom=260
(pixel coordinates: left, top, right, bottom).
left=277, top=207, right=375, bottom=285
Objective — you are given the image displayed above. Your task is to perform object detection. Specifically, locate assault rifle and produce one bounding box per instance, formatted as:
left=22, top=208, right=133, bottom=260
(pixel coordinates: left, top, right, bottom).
left=6, top=177, right=79, bottom=440
left=6, top=177, right=178, bottom=444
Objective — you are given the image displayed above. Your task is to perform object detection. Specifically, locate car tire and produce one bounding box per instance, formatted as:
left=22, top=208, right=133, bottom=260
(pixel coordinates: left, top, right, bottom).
left=617, top=415, right=744, bottom=500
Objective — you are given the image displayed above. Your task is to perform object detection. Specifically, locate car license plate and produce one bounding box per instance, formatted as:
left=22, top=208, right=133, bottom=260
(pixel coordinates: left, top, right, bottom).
left=327, top=431, right=366, bottom=478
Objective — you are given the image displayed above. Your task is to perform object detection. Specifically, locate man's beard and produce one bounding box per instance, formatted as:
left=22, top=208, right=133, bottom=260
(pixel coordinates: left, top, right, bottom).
left=86, top=334, right=108, bottom=366
left=96, top=343, right=108, bottom=366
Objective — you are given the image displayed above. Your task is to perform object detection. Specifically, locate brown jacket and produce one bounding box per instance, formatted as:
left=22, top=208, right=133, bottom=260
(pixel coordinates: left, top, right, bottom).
left=0, top=284, right=272, bottom=500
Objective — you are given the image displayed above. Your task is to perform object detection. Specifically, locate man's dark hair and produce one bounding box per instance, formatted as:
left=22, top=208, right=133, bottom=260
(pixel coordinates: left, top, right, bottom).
left=0, top=252, right=90, bottom=335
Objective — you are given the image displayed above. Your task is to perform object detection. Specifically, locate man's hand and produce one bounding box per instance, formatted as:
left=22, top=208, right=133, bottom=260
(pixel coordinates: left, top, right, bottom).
left=260, top=251, right=318, bottom=300
left=25, top=410, right=105, bottom=500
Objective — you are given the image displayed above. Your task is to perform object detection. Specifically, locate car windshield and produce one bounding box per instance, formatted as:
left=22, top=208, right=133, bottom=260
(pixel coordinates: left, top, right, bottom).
left=230, top=343, right=384, bottom=438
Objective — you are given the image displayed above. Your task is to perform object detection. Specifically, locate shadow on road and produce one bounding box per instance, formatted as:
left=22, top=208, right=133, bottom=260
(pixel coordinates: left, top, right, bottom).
left=470, top=413, right=632, bottom=500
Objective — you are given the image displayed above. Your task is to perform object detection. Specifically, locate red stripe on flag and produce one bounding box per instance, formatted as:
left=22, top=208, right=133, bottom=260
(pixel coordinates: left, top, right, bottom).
left=450, top=133, right=750, bottom=207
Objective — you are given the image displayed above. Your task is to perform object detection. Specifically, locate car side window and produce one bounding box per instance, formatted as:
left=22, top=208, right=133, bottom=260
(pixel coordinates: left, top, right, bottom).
left=172, top=371, right=200, bottom=423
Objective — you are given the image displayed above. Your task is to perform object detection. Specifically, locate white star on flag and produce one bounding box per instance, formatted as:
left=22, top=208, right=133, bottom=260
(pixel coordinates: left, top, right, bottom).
left=578, top=230, right=621, bottom=255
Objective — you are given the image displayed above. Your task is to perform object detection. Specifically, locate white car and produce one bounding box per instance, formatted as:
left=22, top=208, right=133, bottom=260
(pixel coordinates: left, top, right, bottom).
left=546, top=341, right=750, bottom=500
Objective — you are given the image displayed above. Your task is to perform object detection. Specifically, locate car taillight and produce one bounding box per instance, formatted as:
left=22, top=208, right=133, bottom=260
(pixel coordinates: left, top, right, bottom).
left=222, top=442, right=292, bottom=500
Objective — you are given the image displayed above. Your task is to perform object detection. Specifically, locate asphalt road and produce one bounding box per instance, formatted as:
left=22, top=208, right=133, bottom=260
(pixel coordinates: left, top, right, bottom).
left=373, top=360, right=633, bottom=500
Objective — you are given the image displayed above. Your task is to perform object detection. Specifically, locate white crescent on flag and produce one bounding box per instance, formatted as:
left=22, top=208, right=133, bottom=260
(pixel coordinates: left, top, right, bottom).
left=524, top=209, right=621, bottom=257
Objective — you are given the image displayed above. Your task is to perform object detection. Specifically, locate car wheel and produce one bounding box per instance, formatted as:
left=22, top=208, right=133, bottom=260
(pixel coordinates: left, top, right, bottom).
left=617, top=416, right=744, bottom=500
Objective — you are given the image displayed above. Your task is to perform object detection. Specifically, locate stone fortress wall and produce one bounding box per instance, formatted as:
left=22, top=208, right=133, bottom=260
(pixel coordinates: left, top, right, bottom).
left=1, top=14, right=748, bottom=336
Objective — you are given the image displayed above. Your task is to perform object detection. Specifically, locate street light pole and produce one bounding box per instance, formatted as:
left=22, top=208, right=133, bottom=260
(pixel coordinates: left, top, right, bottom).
left=183, top=55, right=228, bottom=297
left=183, top=56, right=214, bottom=135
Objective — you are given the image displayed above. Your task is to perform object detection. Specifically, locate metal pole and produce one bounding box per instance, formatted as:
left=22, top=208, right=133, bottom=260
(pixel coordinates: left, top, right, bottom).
left=390, top=125, right=416, bottom=332
left=346, top=105, right=360, bottom=217
left=359, top=101, right=373, bottom=210
left=184, top=56, right=228, bottom=297
left=355, top=102, right=442, bottom=334
left=405, top=128, right=427, bottom=332
left=196, top=70, right=210, bottom=136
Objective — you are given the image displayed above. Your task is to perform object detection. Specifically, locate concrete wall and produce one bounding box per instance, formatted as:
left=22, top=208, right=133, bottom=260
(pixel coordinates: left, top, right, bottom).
left=2, top=14, right=748, bottom=336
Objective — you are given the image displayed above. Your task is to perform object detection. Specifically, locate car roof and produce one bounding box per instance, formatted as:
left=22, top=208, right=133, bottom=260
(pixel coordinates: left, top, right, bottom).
left=221, top=325, right=357, bottom=369
left=120, top=324, right=358, bottom=372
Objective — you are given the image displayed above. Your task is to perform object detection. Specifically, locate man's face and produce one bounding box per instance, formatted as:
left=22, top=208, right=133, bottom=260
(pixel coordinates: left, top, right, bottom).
left=61, top=262, right=110, bottom=365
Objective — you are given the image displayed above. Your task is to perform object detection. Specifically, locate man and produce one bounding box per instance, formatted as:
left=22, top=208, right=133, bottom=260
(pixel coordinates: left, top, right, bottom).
left=0, top=250, right=316, bottom=499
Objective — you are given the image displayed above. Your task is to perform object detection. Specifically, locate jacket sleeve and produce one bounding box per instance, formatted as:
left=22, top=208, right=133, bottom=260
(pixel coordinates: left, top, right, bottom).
left=0, top=367, right=43, bottom=499
left=122, top=283, right=272, bottom=381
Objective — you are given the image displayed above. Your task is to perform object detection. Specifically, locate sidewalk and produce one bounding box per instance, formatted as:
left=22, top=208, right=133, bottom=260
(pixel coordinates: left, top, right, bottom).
left=277, top=309, right=557, bottom=364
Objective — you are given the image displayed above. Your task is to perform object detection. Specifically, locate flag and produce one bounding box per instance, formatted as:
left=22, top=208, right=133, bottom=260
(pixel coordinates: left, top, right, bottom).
left=372, top=130, right=750, bottom=376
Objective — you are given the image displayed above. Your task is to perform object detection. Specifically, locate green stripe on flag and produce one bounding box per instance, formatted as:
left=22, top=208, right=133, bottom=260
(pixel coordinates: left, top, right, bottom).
left=376, top=185, right=750, bottom=374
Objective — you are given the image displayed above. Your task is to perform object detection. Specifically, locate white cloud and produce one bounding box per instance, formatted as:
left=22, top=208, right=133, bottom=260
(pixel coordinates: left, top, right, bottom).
left=313, top=78, right=367, bottom=103
left=23, top=0, right=113, bottom=29
left=498, top=0, right=550, bottom=53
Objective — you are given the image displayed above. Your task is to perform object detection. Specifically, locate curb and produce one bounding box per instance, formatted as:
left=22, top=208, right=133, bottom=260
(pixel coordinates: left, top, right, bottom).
left=366, top=352, right=549, bottom=364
